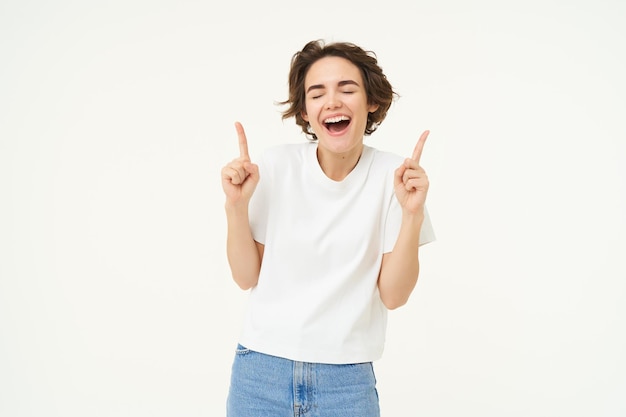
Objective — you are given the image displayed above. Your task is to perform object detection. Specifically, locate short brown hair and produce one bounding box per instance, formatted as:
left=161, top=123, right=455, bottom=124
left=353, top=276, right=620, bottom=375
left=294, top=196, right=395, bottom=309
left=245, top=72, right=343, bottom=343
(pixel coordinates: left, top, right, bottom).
left=279, top=40, right=397, bottom=140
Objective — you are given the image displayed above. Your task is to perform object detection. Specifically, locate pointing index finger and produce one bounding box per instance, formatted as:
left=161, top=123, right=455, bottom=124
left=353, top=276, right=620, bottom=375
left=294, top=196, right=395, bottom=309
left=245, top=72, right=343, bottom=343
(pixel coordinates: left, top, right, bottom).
left=412, top=130, right=430, bottom=163
left=234, top=121, right=249, bottom=158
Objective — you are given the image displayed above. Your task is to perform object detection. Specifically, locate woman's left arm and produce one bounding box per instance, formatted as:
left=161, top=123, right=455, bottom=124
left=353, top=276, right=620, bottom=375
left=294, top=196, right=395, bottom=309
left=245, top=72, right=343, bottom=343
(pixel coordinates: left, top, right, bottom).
left=377, top=130, right=430, bottom=310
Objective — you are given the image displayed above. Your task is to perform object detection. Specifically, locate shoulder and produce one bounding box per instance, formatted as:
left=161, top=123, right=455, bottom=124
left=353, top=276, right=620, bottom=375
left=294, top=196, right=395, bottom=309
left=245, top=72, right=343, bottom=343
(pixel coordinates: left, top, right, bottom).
left=367, top=146, right=404, bottom=171
left=257, top=142, right=313, bottom=181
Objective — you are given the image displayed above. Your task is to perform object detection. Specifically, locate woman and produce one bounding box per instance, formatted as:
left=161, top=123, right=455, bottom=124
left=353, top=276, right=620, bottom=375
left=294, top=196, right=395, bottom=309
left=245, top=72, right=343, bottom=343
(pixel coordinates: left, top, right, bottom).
left=221, top=39, right=435, bottom=416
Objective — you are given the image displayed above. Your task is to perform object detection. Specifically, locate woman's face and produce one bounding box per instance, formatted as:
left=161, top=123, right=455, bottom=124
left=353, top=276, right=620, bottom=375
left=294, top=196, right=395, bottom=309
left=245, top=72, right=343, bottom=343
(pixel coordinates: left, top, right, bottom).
left=302, top=56, right=379, bottom=156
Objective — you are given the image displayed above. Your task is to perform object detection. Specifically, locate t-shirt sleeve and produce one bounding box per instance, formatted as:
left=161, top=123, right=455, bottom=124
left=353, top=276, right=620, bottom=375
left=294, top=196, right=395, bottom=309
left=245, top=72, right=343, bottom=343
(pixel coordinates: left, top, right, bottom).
left=418, top=205, right=436, bottom=246
left=248, top=153, right=270, bottom=245
left=383, top=196, right=436, bottom=253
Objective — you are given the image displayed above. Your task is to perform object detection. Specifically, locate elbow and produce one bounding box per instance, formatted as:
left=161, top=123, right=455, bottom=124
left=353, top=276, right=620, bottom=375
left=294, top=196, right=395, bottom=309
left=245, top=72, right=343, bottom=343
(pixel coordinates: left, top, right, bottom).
left=381, top=294, right=409, bottom=310
left=380, top=277, right=419, bottom=309
left=380, top=294, right=409, bottom=310
left=378, top=277, right=418, bottom=310
left=236, top=282, right=254, bottom=291
left=232, top=275, right=258, bottom=291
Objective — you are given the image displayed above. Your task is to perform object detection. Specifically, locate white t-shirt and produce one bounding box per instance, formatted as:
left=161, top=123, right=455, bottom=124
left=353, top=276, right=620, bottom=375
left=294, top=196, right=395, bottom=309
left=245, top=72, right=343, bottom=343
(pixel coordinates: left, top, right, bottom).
left=239, top=141, right=435, bottom=364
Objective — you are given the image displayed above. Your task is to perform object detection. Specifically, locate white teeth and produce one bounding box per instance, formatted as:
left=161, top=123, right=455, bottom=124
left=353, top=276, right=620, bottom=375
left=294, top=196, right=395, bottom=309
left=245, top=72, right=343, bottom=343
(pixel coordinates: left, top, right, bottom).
left=323, top=115, right=350, bottom=124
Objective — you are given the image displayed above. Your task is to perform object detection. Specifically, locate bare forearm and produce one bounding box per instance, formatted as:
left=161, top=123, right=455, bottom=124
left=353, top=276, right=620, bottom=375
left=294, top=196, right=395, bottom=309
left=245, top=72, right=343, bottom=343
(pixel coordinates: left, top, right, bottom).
left=225, top=204, right=261, bottom=290
left=378, top=212, right=424, bottom=309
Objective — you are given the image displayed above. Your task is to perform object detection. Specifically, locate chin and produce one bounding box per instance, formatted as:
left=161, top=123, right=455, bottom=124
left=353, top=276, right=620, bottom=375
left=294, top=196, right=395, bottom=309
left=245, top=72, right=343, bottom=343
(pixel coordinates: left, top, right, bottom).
left=319, top=136, right=361, bottom=153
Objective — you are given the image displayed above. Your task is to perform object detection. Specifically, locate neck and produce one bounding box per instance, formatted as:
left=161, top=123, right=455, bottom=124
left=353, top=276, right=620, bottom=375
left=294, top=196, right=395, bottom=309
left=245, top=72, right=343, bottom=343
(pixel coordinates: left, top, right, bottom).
left=316, top=144, right=363, bottom=181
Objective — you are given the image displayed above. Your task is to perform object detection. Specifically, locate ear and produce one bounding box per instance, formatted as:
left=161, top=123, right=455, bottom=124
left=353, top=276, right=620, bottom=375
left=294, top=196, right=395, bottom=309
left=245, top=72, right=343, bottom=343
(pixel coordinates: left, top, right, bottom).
left=301, top=111, right=309, bottom=122
left=368, top=103, right=380, bottom=113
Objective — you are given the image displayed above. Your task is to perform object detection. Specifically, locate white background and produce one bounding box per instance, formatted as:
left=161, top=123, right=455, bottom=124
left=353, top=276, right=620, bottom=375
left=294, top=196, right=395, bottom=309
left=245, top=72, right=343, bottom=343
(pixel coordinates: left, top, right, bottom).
left=1, top=0, right=625, bottom=416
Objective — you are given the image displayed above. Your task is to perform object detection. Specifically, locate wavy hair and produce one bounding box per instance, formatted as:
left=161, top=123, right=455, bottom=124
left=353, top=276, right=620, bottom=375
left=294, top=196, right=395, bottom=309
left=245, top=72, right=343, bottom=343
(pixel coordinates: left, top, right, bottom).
left=279, top=40, right=397, bottom=140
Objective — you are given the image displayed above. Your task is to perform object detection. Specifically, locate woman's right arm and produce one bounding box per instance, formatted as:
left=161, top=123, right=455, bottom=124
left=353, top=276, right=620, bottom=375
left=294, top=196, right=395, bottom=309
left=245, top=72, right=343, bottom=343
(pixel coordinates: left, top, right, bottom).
left=224, top=204, right=263, bottom=290
left=221, top=122, right=263, bottom=290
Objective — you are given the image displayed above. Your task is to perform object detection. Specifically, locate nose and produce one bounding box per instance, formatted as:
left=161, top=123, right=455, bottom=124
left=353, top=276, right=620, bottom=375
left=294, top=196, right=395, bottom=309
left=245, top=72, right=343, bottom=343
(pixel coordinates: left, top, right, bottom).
left=324, top=92, right=342, bottom=110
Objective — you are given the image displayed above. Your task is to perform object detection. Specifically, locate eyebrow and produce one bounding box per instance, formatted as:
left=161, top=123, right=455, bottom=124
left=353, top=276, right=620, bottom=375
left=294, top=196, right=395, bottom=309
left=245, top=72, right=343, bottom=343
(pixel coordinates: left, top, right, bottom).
left=306, top=80, right=360, bottom=94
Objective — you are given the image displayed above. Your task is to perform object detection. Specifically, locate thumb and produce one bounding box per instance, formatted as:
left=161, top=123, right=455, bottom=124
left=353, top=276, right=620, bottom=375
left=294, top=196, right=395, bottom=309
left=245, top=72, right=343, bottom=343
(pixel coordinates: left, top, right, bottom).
left=244, top=161, right=260, bottom=182
left=394, top=164, right=406, bottom=188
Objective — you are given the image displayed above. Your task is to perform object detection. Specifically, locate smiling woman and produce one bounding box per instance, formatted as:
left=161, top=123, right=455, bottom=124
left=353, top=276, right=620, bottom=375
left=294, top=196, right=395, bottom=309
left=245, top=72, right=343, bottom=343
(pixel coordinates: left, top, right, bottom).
left=281, top=40, right=395, bottom=141
left=301, top=56, right=379, bottom=166
left=220, top=39, right=435, bottom=417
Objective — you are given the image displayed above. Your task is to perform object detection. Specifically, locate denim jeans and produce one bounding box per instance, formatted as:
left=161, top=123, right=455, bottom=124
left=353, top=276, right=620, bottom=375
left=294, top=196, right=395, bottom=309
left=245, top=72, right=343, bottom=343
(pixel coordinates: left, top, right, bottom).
left=226, top=344, right=380, bottom=417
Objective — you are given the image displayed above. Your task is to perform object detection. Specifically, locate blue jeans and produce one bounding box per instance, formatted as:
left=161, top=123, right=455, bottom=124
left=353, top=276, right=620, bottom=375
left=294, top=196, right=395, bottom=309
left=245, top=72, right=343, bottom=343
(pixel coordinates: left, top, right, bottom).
left=226, top=344, right=380, bottom=417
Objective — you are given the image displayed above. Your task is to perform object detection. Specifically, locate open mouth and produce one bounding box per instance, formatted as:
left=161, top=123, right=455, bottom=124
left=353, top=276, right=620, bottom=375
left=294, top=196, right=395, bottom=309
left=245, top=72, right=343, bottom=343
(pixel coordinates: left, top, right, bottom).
left=324, top=115, right=351, bottom=133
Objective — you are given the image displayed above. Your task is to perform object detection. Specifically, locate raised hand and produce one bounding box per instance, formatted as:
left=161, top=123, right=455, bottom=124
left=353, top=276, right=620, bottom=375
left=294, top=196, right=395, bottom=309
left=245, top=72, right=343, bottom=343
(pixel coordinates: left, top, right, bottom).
left=394, top=130, right=430, bottom=215
left=221, top=122, right=260, bottom=206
